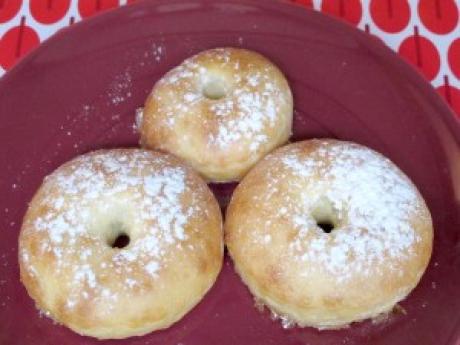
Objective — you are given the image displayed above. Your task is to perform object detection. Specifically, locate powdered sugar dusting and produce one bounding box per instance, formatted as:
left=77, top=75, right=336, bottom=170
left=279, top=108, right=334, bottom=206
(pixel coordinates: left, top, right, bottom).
left=21, top=150, right=198, bottom=311
left=134, top=108, right=144, bottom=130
left=210, top=90, right=274, bottom=151
left=108, top=70, right=132, bottom=105
left=152, top=44, right=165, bottom=62
left=145, top=261, right=159, bottom=276
left=278, top=141, right=423, bottom=281
left=143, top=42, right=165, bottom=63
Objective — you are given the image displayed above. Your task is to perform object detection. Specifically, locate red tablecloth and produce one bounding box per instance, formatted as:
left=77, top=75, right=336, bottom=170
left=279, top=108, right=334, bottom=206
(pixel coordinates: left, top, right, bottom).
left=0, top=0, right=459, bottom=117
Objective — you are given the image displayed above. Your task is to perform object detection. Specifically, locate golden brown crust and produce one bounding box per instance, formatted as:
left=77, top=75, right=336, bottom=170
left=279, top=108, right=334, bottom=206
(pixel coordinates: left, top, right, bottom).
left=19, top=149, right=223, bottom=339
left=140, top=47, right=293, bottom=182
left=225, top=139, right=433, bottom=328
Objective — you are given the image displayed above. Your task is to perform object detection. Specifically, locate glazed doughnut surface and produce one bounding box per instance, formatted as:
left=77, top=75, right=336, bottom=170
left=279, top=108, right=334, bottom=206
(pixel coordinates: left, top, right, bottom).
left=19, top=149, right=223, bottom=339
left=226, top=139, right=433, bottom=329
left=140, top=47, right=293, bottom=182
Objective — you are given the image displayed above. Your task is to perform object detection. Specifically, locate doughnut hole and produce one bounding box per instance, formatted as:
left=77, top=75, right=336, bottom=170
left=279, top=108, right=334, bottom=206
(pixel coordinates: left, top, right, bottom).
left=105, top=222, right=130, bottom=249
left=201, top=71, right=231, bottom=100
left=316, top=221, right=335, bottom=234
left=311, top=197, right=338, bottom=234
left=203, top=78, right=226, bottom=100
left=88, top=200, right=138, bottom=250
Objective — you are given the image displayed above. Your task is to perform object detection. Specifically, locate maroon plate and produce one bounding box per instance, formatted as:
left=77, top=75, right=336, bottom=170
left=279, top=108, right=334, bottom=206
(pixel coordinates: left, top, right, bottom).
left=1, top=1, right=459, bottom=344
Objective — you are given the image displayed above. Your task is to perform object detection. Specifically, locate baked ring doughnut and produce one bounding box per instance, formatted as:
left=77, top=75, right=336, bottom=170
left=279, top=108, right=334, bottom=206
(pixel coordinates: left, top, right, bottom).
left=19, top=149, right=223, bottom=339
left=225, top=139, right=433, bottom=329
left=140, top=47, right=293, bottom=182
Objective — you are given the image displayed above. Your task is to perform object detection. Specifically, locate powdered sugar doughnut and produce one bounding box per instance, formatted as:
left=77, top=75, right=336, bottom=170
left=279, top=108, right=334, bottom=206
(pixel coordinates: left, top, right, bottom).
left=225, top=139, right=433, bottom=329
left=140, top=47, right=293, bottom=182
left=19, top=149, right=223, bottom=339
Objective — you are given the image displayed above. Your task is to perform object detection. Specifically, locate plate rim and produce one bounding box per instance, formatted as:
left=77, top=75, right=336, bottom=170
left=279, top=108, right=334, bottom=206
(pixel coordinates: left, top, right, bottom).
left=0, top=0, right=459, bottom=344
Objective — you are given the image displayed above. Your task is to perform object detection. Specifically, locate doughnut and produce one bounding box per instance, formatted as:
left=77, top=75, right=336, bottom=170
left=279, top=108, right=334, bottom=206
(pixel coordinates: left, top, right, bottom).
left=18, top=149, right=223, bottom=339
left=225, top=139, right=433, bottom=329
left=139, top=47, right=293, bottom=182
